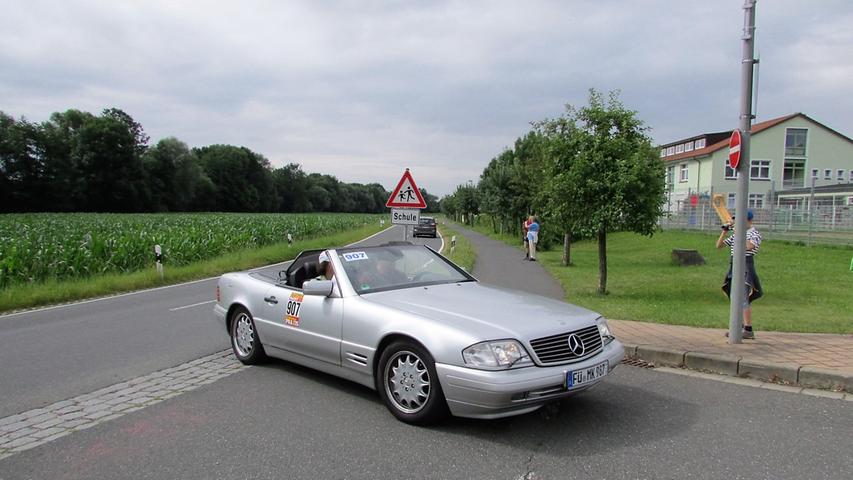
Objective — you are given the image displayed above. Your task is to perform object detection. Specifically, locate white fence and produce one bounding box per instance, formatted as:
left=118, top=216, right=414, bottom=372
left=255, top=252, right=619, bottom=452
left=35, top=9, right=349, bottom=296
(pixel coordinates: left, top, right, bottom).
left=661, top=200, right=853, bottom=247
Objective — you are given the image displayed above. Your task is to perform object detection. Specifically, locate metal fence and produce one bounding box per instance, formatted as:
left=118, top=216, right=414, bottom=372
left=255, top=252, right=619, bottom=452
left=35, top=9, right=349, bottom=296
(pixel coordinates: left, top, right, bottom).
left=661, top=199, right=853, bottom=247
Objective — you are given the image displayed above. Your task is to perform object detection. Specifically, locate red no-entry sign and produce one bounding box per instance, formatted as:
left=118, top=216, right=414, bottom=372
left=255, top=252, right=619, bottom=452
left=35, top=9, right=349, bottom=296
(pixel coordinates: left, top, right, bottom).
left=729, top=129, right=742, bottom=169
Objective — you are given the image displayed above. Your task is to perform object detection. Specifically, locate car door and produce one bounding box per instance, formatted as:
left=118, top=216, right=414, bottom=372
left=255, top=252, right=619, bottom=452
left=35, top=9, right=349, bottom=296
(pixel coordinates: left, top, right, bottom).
left=263, top=282, right=343, bottom=367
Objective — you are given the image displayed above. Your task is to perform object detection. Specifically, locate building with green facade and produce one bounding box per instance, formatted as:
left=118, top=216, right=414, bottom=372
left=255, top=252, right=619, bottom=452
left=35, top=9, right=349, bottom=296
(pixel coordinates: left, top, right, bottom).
left=660, top=113, right=853, bottom=217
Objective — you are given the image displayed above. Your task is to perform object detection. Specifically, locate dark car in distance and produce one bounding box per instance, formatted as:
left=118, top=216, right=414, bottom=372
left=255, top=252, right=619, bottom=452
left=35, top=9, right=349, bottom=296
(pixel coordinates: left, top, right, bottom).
left=413, top=216, right=437, bottom=238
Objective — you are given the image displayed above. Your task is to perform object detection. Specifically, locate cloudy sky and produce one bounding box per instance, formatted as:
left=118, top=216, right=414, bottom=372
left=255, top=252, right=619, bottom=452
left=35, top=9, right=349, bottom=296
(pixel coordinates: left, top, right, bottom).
left=2, top=0, right=851, bottom=195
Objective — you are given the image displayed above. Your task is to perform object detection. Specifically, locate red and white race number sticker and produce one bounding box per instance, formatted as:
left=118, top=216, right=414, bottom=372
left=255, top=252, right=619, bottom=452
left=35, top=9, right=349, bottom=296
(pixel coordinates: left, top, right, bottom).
left=284, top=292, right=304, bottom=327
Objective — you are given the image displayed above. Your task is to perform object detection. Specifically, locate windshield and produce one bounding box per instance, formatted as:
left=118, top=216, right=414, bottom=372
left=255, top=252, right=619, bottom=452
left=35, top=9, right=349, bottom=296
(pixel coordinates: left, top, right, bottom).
left=336, top=245, right=473, bottom=294
left=419, top=217, right=434, bottom=224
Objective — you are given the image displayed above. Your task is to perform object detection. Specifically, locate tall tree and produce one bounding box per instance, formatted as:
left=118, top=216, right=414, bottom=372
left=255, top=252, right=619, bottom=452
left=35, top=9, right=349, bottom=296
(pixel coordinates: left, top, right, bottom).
left=75, top=114, right=149, bottom=211
left=0, top=113, right=44, bottom=211
left=195, top=145, right=275, bottom=212
left=538, top=89, right=665, bottom=293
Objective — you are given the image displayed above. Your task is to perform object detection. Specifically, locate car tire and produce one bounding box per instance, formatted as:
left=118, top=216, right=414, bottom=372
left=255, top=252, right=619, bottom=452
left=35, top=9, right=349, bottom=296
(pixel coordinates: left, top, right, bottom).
left=377, top=340, right=448, bottom=425
left=230, top=306, right=267, bottom=365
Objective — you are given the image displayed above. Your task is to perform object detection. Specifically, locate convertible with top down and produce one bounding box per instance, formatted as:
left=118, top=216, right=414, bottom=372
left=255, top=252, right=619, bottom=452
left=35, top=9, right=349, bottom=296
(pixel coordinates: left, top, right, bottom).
left=213, top=243, right=624, bottom=424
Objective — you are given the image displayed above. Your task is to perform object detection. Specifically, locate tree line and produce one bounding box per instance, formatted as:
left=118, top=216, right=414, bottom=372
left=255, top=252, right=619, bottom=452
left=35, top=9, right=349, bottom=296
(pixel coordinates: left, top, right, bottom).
left=0, top=108, right=439, bottom=214
left=441, top=90, right=666, bottom=293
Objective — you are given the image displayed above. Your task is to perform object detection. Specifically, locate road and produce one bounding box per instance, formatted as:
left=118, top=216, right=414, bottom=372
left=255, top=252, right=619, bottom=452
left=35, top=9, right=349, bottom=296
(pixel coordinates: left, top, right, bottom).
left=0, top=225, right=440, bottom=418
left=2, top=360, right=850, bottom=479
left=2, top=224, right=851, bottom=479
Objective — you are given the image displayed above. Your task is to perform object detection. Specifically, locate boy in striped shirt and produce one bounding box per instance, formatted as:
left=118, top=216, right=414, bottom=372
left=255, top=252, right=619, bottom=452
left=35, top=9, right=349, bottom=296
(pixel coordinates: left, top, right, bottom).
left=716, top=210, right=763, bottom=339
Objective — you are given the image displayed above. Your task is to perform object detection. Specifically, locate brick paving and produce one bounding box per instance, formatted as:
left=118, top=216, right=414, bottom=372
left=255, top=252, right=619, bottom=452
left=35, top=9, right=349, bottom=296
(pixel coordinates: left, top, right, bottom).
left=0, top=350, right=246, bottom=460
left=610, top=320, right=853, bottom=373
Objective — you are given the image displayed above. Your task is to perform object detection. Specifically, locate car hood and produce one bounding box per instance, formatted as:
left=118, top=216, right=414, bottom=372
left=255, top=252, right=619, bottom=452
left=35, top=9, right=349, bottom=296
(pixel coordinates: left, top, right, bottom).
left=362, top=281, right=602, bottom=341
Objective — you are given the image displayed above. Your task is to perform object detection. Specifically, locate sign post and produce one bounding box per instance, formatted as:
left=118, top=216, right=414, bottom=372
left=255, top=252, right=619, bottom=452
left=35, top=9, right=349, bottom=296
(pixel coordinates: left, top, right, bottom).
left=729, top=0, right=758, bottom=344
left=386, top=168, right=427, bottom=241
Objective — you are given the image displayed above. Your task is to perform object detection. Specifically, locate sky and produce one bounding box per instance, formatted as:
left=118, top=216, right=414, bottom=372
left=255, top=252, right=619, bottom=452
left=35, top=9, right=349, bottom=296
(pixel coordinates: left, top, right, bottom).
left=1, top=0, right=851, bottom=196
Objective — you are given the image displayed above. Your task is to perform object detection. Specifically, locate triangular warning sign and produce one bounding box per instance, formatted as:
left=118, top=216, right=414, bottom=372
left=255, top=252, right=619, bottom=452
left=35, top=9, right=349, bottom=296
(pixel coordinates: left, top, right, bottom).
left=386, top=169, right=427, bottom=208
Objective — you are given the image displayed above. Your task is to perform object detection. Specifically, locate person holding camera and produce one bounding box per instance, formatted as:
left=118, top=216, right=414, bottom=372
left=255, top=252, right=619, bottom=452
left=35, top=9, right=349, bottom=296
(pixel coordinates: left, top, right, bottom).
left=716, top=210, right=763, bottom=339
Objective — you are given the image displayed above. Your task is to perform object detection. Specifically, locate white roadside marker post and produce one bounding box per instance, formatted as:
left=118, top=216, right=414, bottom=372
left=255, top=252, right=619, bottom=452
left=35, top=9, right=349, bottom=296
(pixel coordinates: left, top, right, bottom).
left=154, top=244, right=164, bottom=280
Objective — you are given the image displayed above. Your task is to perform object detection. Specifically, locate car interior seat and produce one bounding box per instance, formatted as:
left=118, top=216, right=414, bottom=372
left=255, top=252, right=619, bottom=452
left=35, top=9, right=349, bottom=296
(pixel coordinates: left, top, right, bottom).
left=299, top=261, right=319, bottom=288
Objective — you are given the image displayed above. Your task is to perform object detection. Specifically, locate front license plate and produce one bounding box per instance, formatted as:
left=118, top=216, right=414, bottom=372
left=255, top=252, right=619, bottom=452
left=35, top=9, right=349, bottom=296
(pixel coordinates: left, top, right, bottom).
left=567, top=361, right=609, bottom=389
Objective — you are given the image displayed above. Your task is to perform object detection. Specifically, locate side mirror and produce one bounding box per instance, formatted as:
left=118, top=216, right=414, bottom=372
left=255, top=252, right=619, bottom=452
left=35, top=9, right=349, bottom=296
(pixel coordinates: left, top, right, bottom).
left=303, top=279, right=334, bottom=297
left=278, top=270, right=288, bottom=283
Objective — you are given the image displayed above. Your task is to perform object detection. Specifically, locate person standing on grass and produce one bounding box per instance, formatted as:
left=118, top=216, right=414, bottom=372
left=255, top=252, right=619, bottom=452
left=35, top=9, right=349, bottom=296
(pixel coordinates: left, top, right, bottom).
left=716, top=209, right=763, bottom=339
left=522, top=217, right=532, bottom=259
left=526, top=216, right=540, bottom=261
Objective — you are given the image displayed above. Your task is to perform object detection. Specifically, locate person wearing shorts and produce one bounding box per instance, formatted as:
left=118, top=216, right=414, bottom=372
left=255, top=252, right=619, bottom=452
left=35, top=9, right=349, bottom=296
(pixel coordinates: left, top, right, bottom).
left=526, top=216, right=540, bottom=261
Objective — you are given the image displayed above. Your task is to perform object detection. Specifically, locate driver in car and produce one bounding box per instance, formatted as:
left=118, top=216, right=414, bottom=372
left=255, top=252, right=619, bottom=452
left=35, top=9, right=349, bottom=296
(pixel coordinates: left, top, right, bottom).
left=315, top=251, right=335, bottom=282
left=376, top=257, right=408, bottom=285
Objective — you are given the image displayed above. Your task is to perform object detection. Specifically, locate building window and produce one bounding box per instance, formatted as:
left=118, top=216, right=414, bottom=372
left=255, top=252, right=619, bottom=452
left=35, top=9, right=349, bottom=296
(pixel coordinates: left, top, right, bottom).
left=666, top=166, right=674, bottom=186
left=849, top=170, right=853, bottom=182
left=838, top=170, right=845, bottom=182
left=783, top=159, right=805, bottom=189
left=667, top=146, right=675, bottom=156
left=824, top=169, right=832, bottom=180
left=750, top=160, right=771, bottom=180
left=725, top=159, right=738, bottom=180
left=694, top=138, right=706, bottom=149
left=675, top=144, right=684, bottom=154
left=685, top=141, right=694, bottom=152
left=748, top=193, right=764, bottom=209
left=785, top=128, right=807, bottom=156
left=811, top=169, right=819, bottom=178
left=660, top=149, right=666, bottom=157
left=727, top=193, right=736, bottom=209
left=679, top=164, right=688, bottom=182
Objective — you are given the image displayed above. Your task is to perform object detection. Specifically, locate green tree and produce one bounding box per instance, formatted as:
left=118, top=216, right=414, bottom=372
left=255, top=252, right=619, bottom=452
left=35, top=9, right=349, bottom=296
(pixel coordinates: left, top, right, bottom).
left=195, top=145, right=276, bottom=212
left=0, top=113, right=44, bottom=211
left=538, top=89, right=665, bottom=293
left=75, top=114, right=149, bottom=211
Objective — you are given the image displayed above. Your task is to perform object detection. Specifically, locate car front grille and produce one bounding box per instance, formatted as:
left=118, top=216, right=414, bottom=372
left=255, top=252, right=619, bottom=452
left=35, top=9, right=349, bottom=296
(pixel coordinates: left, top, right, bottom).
left=529, top=325, right=603, bottom=365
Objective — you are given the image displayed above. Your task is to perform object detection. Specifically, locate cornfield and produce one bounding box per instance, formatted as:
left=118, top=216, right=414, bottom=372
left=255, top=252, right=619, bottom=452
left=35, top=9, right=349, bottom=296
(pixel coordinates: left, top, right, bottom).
left=0, top=213, right=381, bottom=287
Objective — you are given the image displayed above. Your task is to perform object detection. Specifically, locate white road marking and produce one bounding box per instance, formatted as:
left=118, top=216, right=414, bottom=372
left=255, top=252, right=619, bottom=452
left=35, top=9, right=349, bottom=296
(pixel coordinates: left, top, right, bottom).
left=169, top=300, right=216, bottom=312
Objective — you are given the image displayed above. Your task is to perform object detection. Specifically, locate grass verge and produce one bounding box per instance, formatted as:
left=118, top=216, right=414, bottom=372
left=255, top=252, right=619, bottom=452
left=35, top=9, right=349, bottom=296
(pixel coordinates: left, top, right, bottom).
left=437, top=220, right=476, bottom=273
left=469, top=221, right=852, bottom=334
left=0, top=223, right=386, bottom=314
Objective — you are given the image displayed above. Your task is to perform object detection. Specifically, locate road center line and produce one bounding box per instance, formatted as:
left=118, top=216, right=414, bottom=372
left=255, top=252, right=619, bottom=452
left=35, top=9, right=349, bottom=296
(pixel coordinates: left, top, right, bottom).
left=169, top=300, right=216, bottom=312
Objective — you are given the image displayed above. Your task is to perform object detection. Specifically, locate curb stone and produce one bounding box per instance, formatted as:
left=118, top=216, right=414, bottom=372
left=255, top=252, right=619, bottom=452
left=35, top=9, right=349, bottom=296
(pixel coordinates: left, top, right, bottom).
left=627, top=345, right=851, bottom=393
left=636, top=346, right=685, bottom=367
left=798, top=366, right=851, bottom=391
left=684, top=352, right=740, bottom=376
left=738, top=360, right=800, bottom=384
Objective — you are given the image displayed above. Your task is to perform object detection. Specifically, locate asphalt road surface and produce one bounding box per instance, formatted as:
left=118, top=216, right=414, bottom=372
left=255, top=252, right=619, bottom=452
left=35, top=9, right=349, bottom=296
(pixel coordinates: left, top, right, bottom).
left=2, top=361, right=850, bottom=480
left=2, top=224, right=851, bottom=479
left=0, top=225, right=440, bottom=418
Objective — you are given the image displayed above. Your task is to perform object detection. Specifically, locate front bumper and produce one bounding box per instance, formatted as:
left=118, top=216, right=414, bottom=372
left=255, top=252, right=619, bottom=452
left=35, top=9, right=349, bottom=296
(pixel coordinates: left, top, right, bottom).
left=413, top=227, right=436, bottom=236
left=435, top=340, right=624, bottom=419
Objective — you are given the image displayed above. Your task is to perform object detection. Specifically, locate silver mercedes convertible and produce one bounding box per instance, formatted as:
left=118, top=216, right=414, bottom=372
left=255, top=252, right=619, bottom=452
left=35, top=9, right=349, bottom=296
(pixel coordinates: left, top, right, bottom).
left=213, top=243, right=624, bottom=424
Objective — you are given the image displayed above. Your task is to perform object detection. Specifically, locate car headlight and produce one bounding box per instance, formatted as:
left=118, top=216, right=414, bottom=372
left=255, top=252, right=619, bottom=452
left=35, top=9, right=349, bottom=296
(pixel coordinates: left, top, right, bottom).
left=597, top=318, right=616, bottom=346
left=462, top=340, right=533, bottom=369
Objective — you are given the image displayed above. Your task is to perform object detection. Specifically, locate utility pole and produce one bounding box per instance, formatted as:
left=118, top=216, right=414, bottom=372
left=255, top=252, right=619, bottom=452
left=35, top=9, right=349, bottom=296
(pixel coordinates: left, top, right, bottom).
left=729, top=0, right=758, bottom=344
